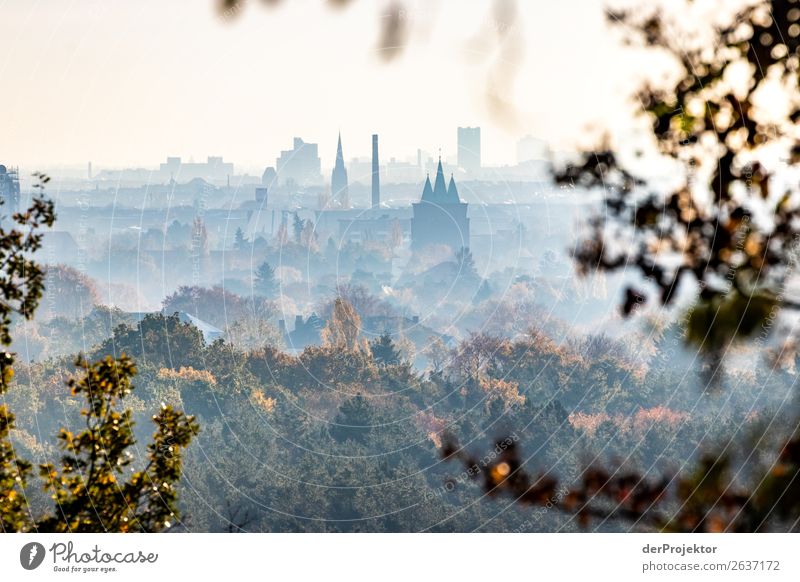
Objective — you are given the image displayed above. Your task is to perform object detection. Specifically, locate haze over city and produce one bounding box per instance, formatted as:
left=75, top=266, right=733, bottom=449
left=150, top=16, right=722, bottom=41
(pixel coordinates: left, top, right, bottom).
left=1, top=2, right=799, bottom=570
left=0, top=0, right=655, bottom=170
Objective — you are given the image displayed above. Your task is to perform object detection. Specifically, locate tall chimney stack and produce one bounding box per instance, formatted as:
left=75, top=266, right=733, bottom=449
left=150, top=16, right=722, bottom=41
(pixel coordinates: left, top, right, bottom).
left=371, top=134, right=380, bottom=209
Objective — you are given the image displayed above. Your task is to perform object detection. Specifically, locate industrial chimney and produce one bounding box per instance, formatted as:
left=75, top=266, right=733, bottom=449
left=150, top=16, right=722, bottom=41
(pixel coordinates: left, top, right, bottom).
left=371, top=134, right=380, bottom=209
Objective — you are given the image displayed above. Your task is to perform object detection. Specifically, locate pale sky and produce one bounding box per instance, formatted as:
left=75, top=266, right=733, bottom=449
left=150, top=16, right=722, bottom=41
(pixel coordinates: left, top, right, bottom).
left=0, top=0, right=652, bottom=172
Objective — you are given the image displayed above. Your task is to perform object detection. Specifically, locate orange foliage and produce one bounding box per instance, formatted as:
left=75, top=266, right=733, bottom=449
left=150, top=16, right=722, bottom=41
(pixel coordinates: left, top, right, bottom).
left=479, top=377, right=525, bottom=409
left=416, top=411, right=448, bottom=448
left=569, top=406, right=689, bottom=437
left=157, top=366, right=217, bottom=385
left=250, top=389, right=277, bottom=413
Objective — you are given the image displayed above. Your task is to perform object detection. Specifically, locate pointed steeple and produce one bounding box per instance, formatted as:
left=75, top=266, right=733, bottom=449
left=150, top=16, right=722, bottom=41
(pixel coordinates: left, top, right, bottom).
left=335, top=132, right=344, bottom=166
left=421, top=173, right=433, bottom=201
left=447, top=173, right=460, bottom=203
left=331, top=132, right=349, bottom=206
left=432, top=156, right=448, bottom=201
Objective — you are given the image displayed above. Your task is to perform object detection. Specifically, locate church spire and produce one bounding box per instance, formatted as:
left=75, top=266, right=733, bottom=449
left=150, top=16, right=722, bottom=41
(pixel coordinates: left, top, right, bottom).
left=447, top=173, right=460, bottom=203
left=421, top=173, right=433, bottom=201
left=432, top=156, right=448, bottom=201
left=331, top=132, right=349, bottom=207
left=336, top=132, right=344, bottom=166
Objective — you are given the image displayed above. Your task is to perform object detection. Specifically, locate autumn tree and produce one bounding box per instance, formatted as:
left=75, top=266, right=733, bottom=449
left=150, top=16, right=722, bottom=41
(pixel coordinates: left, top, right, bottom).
left=423, top=335, right=449, bottom=374
left=1, top=178, right=199, bottom=533
left=558, top=0, right=800, bottom=357
left=0, top=179, right=55, bottom=532
left=94, top=313, right=207, bottom=370
left=321, top=298, right=365, bottom=352
left=448, top=332, right=506, bottom=391
left=37, top=356, right=199, bottom=532
left=320, top=283, right=386, bottom=319
left=163, top=285, right=275, bottom=329
left=444, top=0, right=800, bottom=532
left=42, top=264, right=101, bottom=320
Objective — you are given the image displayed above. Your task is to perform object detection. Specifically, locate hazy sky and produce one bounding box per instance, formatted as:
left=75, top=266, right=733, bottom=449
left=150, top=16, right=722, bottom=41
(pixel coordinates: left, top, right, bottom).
left=0, top=0, right=651, bottom=172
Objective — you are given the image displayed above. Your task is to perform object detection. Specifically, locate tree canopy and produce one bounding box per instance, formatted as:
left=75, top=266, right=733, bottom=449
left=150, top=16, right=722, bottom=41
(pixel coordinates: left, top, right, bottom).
left=0, top=179, right=199, bottom=533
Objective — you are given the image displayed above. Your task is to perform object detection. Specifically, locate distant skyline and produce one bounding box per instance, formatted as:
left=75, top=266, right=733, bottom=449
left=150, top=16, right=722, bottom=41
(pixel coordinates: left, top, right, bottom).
left=1, top=0, right=673, bottom=169
left=39, top=131, right=544, bottom=177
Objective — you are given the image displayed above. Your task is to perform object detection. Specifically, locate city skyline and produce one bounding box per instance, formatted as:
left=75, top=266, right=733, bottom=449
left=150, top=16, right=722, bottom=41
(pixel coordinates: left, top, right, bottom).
left=1, top=0, right=798, bottom=551
left=0, top=0, right=650, bottom=168
left=26, top=128, right=550, bottom=182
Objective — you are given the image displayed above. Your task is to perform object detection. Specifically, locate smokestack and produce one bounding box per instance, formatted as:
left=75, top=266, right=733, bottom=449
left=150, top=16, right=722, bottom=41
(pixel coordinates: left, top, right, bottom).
left=371, top=134, right=380, bottom=209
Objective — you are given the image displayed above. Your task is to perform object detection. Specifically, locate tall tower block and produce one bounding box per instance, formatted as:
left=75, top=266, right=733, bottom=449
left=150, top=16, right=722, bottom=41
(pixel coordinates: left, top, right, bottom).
left=457, top=126, right=481, bottom=175
left=371, top=134, right=380, bottom=209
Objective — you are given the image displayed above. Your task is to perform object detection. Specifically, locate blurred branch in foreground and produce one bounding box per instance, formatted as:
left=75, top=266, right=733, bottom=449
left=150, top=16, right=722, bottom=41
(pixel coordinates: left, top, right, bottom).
left=215, top=0, right=523, bottom=120
left=442, top=431, right=800, bottom=532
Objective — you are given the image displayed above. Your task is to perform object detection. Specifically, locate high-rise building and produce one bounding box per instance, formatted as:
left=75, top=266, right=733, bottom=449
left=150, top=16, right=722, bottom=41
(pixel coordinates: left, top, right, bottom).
left=0, top=164, right=21, bottom=218
left=276, top=137, right=322, bottom=186
left=411, top=158, right=469, bottom=252
left=371, top=134, right=380, bottom=209
left=331, top=133, right=349, bottom=207
left=457, top=126, right=481, bottom=175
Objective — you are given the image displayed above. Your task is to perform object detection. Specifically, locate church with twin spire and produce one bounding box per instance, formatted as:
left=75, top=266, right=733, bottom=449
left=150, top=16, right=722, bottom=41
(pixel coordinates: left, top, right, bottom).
left=411, top=158, right=469, bottom=252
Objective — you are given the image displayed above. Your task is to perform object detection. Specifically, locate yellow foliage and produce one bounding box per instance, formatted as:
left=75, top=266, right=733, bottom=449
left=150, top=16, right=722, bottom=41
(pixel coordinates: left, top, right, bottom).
left=321, top=298, right=363, bottom=352
left=157, top=367, right=217, bottom=385
left=251, top=389, right=276, bottom=413
left=479, top=377, right=525, bottom=408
